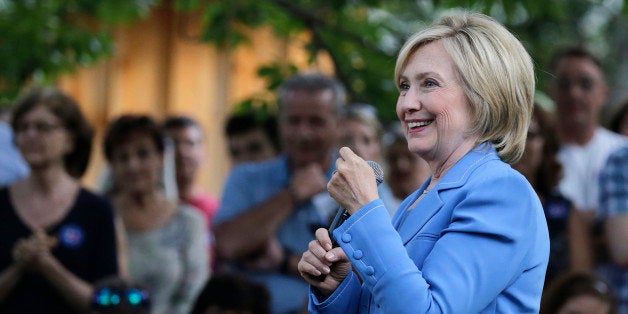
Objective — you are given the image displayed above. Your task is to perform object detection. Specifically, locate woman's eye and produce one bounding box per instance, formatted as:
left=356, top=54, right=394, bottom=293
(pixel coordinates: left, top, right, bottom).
left=424, top=79, right=439, bottom=87
left=399, top=82, right=410, bottom=91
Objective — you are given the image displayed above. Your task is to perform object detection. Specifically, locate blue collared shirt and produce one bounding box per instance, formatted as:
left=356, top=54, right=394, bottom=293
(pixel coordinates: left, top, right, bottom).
left=215, top=154, right=339, bottom=314
left=0, top=121, right=29, bottom=187
left=598, top=145, right=628, bottom=313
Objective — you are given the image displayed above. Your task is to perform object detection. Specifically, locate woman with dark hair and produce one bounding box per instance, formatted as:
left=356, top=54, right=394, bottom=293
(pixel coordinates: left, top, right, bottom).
left=104, top=114, right=208, bottom=314
left=513, top=105, right=594, bottom=286
left=541, top=271, right=617, bottom=314
left=0, top=87, right=119, bottom=313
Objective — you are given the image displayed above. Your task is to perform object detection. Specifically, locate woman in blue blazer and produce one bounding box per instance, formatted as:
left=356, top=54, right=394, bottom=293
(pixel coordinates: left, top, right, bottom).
left=298, top=12, right=550, bottom=313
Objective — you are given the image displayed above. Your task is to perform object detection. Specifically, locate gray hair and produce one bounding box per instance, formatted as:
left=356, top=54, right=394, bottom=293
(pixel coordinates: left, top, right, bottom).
left=277, top=73, right=347, bottom=113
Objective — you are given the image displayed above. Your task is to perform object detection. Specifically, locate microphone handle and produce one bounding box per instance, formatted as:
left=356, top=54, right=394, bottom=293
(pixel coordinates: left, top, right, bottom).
left=328, top=208, right=349, bottom=247
left=316, top=208, right=349, bottom=282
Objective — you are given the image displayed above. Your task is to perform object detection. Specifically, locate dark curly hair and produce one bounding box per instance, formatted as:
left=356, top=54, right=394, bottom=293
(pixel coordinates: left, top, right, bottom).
left=224, top=112, right=280, bottom=152
left=103, top=114, right=165, bottom=162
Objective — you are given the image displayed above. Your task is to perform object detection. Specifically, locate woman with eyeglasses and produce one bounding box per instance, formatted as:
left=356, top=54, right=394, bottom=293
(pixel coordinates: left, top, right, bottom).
left=0, top=88, right=119, bottom=313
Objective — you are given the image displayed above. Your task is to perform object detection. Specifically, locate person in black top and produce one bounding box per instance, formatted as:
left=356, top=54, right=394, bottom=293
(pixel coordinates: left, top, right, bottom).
left=0, top=87, right=118, bottom=313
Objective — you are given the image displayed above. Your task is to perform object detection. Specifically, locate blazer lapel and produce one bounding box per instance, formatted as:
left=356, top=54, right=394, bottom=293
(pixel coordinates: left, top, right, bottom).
left=393, top=143, right=499, bottom=245
left=395, top=191, right=444, bottom=245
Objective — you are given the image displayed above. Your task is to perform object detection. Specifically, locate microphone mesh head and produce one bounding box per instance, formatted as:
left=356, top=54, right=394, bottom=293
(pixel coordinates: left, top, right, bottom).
left=366, top=160, right=384, bottom=185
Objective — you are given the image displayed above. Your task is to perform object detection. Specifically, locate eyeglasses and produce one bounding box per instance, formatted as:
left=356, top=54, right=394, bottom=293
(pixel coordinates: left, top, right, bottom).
left=14, top=122, right=64, bottom=134
left=554, top=77, right=597, bottom=92
left=91, top=287, right=150, bottom=310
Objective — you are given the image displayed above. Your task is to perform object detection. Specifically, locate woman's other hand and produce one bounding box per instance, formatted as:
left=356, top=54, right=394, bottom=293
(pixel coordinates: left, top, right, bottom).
left=298, top=228, right=351, bottom=297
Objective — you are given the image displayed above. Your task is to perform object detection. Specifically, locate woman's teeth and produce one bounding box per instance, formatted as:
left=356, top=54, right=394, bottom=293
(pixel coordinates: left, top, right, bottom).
left=408, top=121, right=432, bottom=128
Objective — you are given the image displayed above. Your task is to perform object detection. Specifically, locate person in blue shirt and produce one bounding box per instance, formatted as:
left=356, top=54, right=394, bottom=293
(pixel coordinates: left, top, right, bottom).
left=298, top=12, right=550, bottom=313
left=214, top=73, right=346, bottom=313
left=0, top=107, right=29, bottom=187
left=597, top=145, right=628, bottom=313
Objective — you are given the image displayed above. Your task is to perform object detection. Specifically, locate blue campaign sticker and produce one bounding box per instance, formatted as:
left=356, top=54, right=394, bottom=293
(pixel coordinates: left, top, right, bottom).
left=59, top=224, right=85, bottom=249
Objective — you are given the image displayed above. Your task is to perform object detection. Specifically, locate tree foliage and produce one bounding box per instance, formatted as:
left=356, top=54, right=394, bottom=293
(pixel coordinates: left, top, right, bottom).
left=0, top=0, right=156, bottom=103
left=178, top=0, right=626, bottom=122
left=1, top=0, right=625, bottom=121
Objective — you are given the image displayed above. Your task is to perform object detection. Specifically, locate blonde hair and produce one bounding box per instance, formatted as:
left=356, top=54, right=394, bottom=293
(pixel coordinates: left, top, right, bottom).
left=394, top=12, right=535, bottom=164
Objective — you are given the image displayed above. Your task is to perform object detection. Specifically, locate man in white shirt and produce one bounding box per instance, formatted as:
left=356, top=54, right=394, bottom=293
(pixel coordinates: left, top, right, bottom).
left=548, top=46, right=627, bottom=217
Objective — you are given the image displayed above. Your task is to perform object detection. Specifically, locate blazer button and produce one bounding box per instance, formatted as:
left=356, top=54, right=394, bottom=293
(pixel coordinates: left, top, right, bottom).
left=365, top=266, right=374, bottom=276
left=341, top=233, right=352, bottom=243
left=353, top=250, right=363, bottom=259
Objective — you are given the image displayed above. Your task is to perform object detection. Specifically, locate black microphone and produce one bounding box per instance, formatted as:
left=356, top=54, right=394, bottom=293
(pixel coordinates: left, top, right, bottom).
left=328, top=160, right=384, bottom=247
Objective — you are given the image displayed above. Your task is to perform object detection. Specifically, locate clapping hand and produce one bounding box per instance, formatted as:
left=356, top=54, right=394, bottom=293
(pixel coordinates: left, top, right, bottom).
left=12, top=229, right=58, bottom=271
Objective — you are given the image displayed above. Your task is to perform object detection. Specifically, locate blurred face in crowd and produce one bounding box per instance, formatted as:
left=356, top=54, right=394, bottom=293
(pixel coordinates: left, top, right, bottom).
left=396, top=41, right=477, bottom=163
left=14, top=105, right=72, bottom=170
left=165, top=125, right=204, bottom=184
left=342, top=118, right=381, bottom=162
left=513, top=118, right=544, bottom=180
left=557, top=294, right=611, bottom=314
left=228, top=127, right=277, bottom=165
left=385, top=139, right=430, bottom=199
left=550, top=57, right=608, bottom=131
left=109, top=133, right=163, bottom=195
left=280, top=89, right=340, bottom=168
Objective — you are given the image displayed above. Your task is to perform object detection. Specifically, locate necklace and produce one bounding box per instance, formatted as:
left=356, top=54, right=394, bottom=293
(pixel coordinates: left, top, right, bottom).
left=422, top=177, right=439, bottom=195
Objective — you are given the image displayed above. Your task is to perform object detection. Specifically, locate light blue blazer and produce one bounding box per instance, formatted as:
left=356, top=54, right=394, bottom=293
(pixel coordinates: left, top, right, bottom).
left=310, top=144, right=550, bottom=313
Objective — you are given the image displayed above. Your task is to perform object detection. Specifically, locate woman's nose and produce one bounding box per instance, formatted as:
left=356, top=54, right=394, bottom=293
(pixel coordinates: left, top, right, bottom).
left=397, top=92, right=423, bottom=113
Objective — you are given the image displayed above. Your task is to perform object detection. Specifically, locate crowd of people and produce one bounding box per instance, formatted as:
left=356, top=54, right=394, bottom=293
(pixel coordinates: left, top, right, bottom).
left=0, top=10, right=626, bottom=314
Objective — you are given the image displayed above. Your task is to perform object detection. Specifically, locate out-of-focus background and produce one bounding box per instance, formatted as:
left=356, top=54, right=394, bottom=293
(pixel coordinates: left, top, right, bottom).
left=1, top=0, right=626, bottom=195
